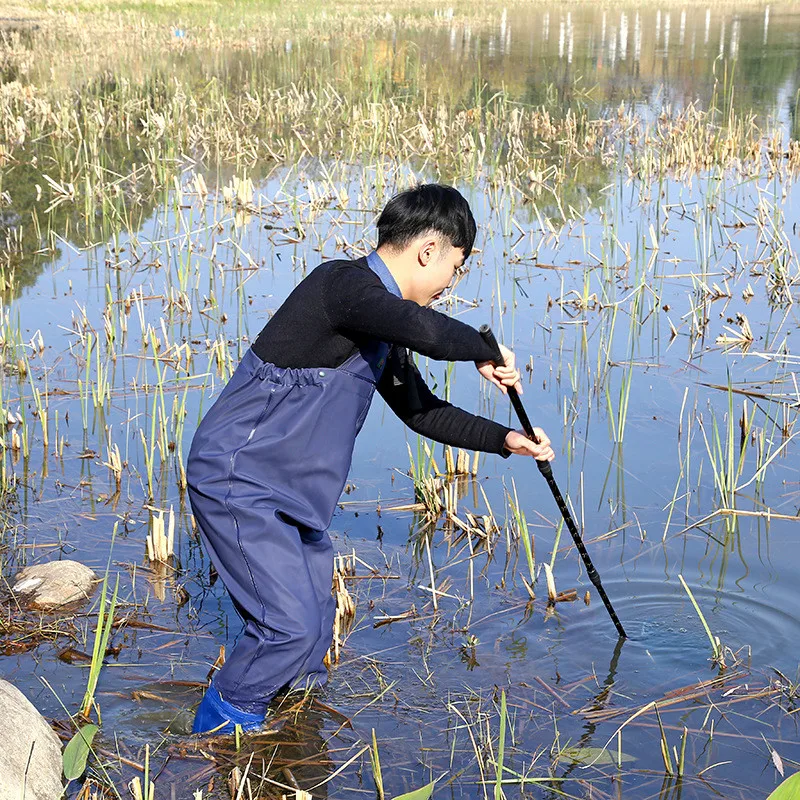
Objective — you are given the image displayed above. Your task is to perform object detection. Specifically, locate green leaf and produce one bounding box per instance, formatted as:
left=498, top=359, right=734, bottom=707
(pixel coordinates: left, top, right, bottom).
left=63, top=724, right=99, bottom=781
left=391, top=781, right=436, bottom=800
left=556, top=746, right=636, bottom=766
left=767, top=772, right=800, bottom=799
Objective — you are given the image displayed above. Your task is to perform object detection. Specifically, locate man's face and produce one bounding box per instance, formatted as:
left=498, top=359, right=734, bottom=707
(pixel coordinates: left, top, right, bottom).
left=419, top=240, right=467, bottom=306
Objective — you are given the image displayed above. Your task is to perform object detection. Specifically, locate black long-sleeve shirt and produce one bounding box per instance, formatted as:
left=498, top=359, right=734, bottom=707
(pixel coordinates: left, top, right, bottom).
left=252, top=256, right=512, bottom=455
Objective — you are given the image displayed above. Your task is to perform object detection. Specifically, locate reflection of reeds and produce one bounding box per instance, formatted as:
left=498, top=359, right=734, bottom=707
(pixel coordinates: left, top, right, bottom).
left=6, top=6, right=800, bottom=259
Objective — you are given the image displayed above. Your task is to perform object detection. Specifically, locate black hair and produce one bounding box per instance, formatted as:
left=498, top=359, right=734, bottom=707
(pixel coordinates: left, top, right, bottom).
left=377, top=184, right=477, bottom=259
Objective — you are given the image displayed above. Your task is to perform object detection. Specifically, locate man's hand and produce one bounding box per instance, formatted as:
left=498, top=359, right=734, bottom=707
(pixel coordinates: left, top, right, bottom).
left=476, top=343, right=522, bottom=395
left=504, top=428, right=554, bottom=461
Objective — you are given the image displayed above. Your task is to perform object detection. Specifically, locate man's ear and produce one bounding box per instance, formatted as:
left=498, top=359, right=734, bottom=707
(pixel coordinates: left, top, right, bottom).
left=418, top=237, right=439, bottom=266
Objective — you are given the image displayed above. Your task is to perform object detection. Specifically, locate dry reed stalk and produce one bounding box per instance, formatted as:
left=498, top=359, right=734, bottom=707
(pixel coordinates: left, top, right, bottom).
left=542, top=562, right=557, bottom=603
left=442, top=480, right=457, bottom=517
left=146, top=505, right=175, bottom=564
left=554, top=590, right=578, bottom=602
left=129, top=778, right=154, bottom=800
left=445, top=445, right=455, bottom=476
left=716, top=313, right=754, bottom=347
left=104, top=442, right=123, bottom=489
left=579, top=671, right=749, bottom=723
left=325, top=552, right=356, bottom=667
left=206, top=645, right=226, bottom=683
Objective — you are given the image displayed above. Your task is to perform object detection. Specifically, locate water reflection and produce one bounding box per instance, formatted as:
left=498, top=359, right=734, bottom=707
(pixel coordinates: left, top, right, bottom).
left=10, top=6, right=797, bottom=120
left=4, top=5, right=800, bottom=294
left=427, top=6, right=795, bottom=120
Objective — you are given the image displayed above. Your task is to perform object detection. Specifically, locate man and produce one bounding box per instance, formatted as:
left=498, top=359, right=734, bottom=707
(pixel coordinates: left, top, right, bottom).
left=187, top=183, right=554, bottom=734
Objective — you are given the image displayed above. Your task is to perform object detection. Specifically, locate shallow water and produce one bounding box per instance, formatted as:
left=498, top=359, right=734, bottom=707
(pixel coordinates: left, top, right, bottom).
left=2, top=4, right=800, bottom=799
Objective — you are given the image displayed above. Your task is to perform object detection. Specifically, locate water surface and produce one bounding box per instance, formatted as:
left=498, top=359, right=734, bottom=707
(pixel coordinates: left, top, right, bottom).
left=2, top=4, right=800, bottom=799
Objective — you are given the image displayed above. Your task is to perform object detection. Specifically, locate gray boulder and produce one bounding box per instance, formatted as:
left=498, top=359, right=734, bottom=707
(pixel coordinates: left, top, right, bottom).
left=0, top=680, right=63, bottom=800
left=12, top=560, right=97, bottom=610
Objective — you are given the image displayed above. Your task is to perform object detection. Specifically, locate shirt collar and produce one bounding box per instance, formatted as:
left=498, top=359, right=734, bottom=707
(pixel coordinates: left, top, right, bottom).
left=366, top=250, right=403, bottom=299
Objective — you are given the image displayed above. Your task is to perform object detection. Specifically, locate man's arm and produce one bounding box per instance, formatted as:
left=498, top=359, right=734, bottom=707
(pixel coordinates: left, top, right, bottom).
left=323, top=262, right=499, bottom=363
left=377, top=347, right=512, bottom=455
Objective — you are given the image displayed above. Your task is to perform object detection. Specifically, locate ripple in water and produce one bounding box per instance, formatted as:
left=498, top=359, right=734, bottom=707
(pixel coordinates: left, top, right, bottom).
left=552, top=581, right=800, bottom=673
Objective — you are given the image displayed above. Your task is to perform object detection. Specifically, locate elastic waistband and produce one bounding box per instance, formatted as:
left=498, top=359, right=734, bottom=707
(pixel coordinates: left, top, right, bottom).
left=242, top=347, right=327, bottom=387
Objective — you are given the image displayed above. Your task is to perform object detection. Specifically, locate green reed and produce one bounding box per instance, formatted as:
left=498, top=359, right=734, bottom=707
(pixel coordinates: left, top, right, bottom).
left=81, top=523, right=120, bottom=718
left=698, top=381, right=755, bottom=513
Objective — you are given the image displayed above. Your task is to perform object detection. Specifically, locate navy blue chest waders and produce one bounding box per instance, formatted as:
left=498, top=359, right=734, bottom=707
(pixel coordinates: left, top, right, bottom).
left=187, top=252, right=400, bottom=734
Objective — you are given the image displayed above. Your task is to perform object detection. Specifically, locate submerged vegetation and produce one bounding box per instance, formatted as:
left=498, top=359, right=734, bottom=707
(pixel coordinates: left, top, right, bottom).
left=0, top=0, right=799, bottom=798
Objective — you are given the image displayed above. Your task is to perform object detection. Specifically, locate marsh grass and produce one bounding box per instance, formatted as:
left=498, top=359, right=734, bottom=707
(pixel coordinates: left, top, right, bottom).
left=697, top=382, right=756, bottom=517
left=507, top=480, right=535, bottom=598
left=407, top=442, right=442, bottom=522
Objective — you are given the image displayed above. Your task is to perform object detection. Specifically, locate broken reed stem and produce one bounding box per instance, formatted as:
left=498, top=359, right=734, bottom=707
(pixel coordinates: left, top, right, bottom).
left=444, top=445, right=472, bottom=477
left=325, top=552, right=356, bottom=667
left=146, top=506, right=175, bottom=564
left=543, top=562, right=557, bottom=603
left=104, top=428, right=123, bottom=489
left=445, top=445, right=455, bottom=476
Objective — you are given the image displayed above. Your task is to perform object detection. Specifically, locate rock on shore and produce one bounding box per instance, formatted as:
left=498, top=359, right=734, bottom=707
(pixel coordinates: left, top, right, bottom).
left=0, top=680, right=63, bottom=800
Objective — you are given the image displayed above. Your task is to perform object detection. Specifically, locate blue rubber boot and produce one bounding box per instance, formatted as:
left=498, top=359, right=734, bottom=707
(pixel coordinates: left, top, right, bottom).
left=192, top=682, right=265, bottom=735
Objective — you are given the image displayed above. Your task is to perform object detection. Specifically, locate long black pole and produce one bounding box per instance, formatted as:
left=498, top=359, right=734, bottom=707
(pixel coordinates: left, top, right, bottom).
left=479, top=325, right=627, bottom=639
